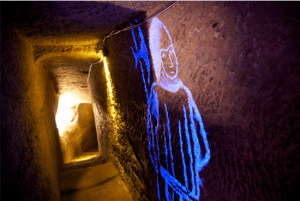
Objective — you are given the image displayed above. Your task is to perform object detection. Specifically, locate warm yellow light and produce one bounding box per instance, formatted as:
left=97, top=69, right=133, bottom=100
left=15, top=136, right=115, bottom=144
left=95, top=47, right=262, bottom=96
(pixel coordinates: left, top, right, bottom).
left=103, top=57, right=113, bottom=95
left=70, top=152, right=99, bottom=163
left=56, top=94, right=78, bottom=135
left=96, top=50, right=104, bottom=62
left=103, top=57, right=126, bottom=147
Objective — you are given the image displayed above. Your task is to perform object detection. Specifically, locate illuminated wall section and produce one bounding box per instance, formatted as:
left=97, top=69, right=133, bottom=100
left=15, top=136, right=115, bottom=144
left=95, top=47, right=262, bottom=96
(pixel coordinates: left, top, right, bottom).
left=103, top=56, right=128, bottom=174
left=96, top=2, right=299, bottom=201
left=56, top=94, right=79, bottom=134
left=131, top=17, right=210, bottom=201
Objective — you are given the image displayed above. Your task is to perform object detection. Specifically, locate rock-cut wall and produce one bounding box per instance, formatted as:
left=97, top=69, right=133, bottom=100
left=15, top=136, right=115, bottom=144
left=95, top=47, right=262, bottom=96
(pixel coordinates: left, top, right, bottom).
left=1, top=25, right=63, bottom=201
left=102, top=1, right=300, bottom=201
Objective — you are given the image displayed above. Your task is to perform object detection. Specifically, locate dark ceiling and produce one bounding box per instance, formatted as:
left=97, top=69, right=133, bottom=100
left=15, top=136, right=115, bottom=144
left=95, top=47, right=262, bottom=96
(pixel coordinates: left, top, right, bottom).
left=1, top=1, right=166, bottom=102
left=2, top=1, right=163, bottom=45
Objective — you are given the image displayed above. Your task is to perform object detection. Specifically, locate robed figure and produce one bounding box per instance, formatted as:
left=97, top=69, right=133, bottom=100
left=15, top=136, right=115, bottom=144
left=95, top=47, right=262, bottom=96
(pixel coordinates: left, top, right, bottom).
left=131, top=17, right=210, bottom=201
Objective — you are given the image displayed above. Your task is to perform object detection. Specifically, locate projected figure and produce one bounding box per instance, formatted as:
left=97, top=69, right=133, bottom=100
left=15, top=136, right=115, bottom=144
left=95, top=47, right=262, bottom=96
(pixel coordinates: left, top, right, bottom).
left=131, top=17, right=210, bottom=201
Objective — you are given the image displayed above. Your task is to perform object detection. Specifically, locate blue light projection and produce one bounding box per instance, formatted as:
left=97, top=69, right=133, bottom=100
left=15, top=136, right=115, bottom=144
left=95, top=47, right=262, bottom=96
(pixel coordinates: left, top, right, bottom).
left=131, top=17, right=210, bottom=201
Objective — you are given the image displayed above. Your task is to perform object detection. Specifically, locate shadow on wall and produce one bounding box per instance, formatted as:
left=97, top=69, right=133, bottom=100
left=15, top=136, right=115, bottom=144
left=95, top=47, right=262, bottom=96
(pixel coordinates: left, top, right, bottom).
left=199, top=2, right=300, bottom=201
left=102, top=14, right=154, bottom=201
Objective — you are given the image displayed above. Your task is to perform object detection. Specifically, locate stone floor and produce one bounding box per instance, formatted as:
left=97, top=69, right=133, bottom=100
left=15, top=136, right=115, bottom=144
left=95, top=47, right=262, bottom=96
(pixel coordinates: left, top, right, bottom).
left=59, top=161, right=133, bottom=201
left=69, top=148, right=99, bottom=164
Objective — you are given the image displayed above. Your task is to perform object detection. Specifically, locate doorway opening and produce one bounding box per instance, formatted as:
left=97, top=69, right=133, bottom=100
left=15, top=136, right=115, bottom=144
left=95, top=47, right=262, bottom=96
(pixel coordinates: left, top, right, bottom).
left=56, top=92, right=99, bottom=164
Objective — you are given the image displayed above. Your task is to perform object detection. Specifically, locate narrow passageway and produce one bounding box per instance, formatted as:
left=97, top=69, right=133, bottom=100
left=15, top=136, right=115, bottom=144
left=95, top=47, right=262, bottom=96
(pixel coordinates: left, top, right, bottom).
left=2, top=1, right=300, bottom=201
left=53, top=62, right=100, bottom=164
left=52, top=59, right=133, bottom=200
left=1, top=1, right=167, bottom=199
left=59, top=162, right=133, bottom=201
left=53, top=61, right=132, bottom=200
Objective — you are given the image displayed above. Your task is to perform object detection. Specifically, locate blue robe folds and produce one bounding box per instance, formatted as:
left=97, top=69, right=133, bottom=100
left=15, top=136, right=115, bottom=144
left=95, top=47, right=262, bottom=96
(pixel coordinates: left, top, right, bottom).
left=130, top=20, right=210, bottom=201
left=148, top=81, right=210, bottom=201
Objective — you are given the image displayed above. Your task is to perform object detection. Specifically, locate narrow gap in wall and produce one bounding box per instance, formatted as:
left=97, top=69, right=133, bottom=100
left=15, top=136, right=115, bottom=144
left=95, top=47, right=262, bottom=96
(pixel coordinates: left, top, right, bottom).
left=52, top=61, right=100, bottom=165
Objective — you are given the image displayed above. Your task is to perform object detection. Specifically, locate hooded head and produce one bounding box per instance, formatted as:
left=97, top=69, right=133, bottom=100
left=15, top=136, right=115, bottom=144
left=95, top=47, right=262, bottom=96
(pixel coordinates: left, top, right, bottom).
left=149, top=17, right=179, bottom=84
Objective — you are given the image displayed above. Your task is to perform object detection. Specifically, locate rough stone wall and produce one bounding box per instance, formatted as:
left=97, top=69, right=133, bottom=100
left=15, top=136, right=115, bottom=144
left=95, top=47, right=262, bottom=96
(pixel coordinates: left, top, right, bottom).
left=59, top=103, right=98, bottom=163
left=1, top=2, right=162, bottom=200
left=1, top=25, right=63, bottom=200
left=89, top=57, right=149, bottom=200
left=88, top=61, right=110, bottom=159
left=104, top=1, right=300, bottom=201
left=2, top=1, right=299, bottom=201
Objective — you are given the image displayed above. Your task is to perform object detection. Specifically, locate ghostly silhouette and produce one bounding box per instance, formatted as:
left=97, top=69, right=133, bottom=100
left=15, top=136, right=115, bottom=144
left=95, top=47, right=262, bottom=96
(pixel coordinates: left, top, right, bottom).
left=131, top=17, right=210, bottom=201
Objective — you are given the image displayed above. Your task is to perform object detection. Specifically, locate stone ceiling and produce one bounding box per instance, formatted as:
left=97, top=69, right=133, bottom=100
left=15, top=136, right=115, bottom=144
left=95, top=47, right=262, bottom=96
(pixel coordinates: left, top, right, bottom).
left=2, top=1, right=166, bottom=103
left=5, top=1, right=163, bottom=45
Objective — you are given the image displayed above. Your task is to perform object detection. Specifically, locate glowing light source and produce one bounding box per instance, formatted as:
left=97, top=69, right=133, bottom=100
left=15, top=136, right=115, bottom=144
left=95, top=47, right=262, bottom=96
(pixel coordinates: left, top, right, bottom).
left=103, top=57, right=113, bottom=96
left=70, top=152, right=99, bottom=163
left=103, top=57, right=117, bottom=120
left=55, top=94, right=79, bottom=135
left=103, top=56, right=125, bottom=144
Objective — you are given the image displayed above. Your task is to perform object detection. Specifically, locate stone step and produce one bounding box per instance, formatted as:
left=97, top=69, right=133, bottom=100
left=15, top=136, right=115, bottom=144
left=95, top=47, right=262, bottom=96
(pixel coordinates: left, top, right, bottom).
left=59, top=161, right=119, bottom=193
left=60, top=175, right=133, bottom=201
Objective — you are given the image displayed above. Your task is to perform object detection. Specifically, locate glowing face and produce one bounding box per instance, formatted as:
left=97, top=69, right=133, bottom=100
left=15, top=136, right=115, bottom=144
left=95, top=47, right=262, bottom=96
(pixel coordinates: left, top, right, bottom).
left=160, top=45, right=178, bottom=80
